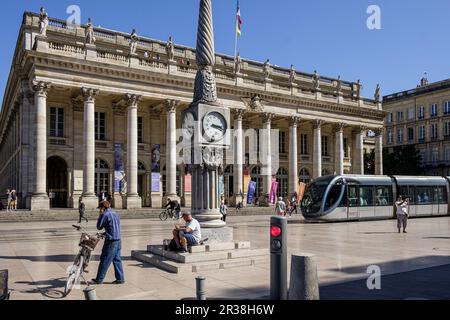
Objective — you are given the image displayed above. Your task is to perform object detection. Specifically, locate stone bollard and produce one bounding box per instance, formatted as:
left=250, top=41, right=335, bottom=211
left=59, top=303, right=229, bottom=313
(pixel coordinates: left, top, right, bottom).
left=196, top=276, right=206, bottom=300
left=83, top=286, right=97, bottom=300
left=288, top=254, right=320, bottom=300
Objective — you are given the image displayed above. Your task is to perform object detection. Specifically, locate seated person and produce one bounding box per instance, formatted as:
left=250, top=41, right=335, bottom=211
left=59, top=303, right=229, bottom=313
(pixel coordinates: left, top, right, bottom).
left=172, top=212, right=202, bottom=252
left=166, top=198, right=181, bottom=218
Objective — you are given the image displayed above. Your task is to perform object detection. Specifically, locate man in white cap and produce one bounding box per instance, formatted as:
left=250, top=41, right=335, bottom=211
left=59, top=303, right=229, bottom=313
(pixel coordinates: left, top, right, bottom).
left=172, top=212, right=202, bottom=252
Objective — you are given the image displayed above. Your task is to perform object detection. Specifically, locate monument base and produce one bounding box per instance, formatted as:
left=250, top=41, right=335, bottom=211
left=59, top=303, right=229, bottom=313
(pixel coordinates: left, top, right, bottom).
left=125, top=195, right=142, bottom=209
left=81, top=195, right=98, bottom=210
left=30, top=194, right=50, bottom=211
left=201, top=226, right=234, bottom=243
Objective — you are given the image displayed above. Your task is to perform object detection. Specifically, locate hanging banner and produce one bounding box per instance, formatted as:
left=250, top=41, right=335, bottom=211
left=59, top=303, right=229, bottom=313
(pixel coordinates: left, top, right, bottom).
left=151, top=144, right=161, bottom=173
left=269, top=178, right=279, bottom=204
left=298, top=182, right=306, bottom=204
left=247, top=181, right=257, bottom=205
left=151, top=172, right=161, bottom=193
left=114, top=142, right=125, bottom=193
left=218, top=175, right=223, bottom=199
left=184, top=173, right=192, bottom=193
left=243, top=174, right=251, bottom=194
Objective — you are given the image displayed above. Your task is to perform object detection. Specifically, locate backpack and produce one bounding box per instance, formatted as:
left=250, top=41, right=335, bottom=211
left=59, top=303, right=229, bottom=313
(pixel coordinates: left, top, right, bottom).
left=168, top=239, right=180, bottom=251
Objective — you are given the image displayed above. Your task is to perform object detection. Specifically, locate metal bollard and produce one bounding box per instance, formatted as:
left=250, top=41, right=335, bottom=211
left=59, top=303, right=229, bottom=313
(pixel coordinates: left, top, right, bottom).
left=196, top=276, right=206, bottom=300
left=83, top=286, right=97, bottom=300
left=270, top=216, right=288, bottom=300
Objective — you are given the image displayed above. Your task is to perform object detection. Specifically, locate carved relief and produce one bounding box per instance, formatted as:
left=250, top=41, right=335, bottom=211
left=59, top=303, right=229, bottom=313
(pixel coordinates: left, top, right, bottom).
left=81, top=87, right=99, bottom=102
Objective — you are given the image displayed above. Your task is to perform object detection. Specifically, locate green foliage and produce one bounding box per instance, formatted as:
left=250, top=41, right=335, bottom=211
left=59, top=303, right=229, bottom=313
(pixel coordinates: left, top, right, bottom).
left=383, top=145, right=423, bottom=175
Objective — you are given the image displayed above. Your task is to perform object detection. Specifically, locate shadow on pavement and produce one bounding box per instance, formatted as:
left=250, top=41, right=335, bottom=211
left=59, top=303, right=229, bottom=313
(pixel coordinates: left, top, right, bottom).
left=15, top=278, right=67, bottom=299
left=0, top=255, right=133, bottom=262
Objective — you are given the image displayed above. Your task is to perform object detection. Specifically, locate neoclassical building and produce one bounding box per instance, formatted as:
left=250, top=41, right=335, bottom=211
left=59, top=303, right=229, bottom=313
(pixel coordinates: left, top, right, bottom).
left=0, top=11, right=385, bottom=210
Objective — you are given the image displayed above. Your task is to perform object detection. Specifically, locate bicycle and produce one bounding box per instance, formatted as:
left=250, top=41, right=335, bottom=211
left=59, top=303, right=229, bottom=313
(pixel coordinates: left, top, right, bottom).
left=64, top=225, right=105, bottom=296
left=159, top=208, right=180, bottom=221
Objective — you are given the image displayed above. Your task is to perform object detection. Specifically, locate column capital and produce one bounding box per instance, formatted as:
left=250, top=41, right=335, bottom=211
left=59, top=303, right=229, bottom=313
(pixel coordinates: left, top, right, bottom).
left=262, top=112, right=274, bottom=124
left=232, top=108, right=246, bottom=121
left=164, top=99, right=180, bottom=113
left=30, top=80, right=51, bottom=97
left=334, top=122, right=346, bottom=133
left=81, top=87, right=99, bottom=103
left=313, top=119, right=324, bottom=130
left=353, top=125, right=368, bottom=134
left=289, top=116, right=301, bottom=127
left=373, top=128, right=384, bottom=137
left=125, top=93, right=142, bottom=108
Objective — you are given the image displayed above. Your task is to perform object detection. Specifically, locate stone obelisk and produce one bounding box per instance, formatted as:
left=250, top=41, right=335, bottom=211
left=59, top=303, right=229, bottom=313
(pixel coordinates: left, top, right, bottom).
left=188, top=0, right=232, bottom=240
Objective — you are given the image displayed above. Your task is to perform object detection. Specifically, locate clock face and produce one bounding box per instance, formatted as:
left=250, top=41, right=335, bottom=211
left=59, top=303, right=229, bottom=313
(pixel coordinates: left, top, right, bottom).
left=202, top=111, right=227, bottom=142
left=182, top=112, right=195, bottom=140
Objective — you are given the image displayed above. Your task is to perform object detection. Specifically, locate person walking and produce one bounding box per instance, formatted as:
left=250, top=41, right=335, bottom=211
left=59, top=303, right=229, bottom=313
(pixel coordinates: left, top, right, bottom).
left=395, top=195, right=409, bottom=233
left=275, top=197, right=286, bottom=217
left=78, top=199, right=88, bottom=224
left=91, top=200, right=125, bottom=285
left=220, top=200, right=228, bottom=222
left=6, top=190, right=11, bottom=212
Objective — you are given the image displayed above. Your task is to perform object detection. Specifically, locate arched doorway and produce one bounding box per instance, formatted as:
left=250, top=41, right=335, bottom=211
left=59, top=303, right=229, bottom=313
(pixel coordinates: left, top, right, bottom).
left=224, top=165, right=234, bottom=204
left=138, top=162, right=149, bottom=207
left=276, top=168, right=288, bottom=198
left=299, top=168, right=311, bottom=185
left=95, top=159, right=110, bottom=200
left=250, top=166, right=263, bottom=201
left=47, top=156, right=68, bottom=208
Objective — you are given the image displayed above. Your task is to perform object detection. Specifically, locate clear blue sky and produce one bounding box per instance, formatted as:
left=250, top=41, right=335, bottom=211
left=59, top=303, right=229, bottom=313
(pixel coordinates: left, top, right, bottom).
left=2, top=0, right=450, bottom=102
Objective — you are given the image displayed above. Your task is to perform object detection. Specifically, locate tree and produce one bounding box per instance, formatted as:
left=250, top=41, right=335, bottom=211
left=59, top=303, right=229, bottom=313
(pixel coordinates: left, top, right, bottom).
left=383, top=145, right=423, bottom=176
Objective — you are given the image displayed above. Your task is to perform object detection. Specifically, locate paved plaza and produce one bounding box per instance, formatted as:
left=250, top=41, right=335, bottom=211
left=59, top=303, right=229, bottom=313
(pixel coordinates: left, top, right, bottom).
left=1, top=214, right=450, bottom=300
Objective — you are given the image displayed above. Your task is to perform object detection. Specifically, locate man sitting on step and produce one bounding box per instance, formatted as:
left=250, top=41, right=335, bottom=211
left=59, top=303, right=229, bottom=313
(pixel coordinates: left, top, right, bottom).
left=172, top=212, right=202, bottom=252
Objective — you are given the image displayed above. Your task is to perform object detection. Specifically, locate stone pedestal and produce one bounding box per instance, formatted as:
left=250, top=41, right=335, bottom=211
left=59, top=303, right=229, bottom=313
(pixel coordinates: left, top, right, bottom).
left=34, top=35, right=49, bottom=52
left=125, top=196, right=142, bottom=210
left=30, top=194, right=50, bottom=211
left=201, top=227, right=234, bottom=243
left=113, top=193, right=124, bottom=209
left=85, top=43, right=97, bottom=60
left=81, top=195, right=98, bottom=211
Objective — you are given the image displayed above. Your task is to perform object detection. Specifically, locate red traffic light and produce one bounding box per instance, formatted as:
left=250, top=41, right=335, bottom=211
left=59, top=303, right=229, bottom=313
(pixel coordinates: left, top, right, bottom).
left=270, top=226, right=282, bottom=237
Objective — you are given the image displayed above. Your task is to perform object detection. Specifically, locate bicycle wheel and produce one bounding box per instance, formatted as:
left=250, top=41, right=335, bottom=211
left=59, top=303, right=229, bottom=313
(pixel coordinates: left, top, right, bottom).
left=159, top=211, right=168, bottom=221
left=64, top=255, right=84, bottom=296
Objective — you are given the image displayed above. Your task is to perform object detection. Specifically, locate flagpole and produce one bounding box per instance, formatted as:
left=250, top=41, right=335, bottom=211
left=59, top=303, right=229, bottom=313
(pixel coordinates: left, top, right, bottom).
left=234, top=0, right=239, bottom=59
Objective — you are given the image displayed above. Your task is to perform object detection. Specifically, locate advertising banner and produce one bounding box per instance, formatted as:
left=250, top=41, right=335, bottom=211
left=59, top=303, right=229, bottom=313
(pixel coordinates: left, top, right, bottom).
left=184, top=173, right=192, bottom=193
left=151, top=172, right=161, bottom=193
left=269, top=178, right=279, bottom=204
left=298, top=182, right=306, bottom=204
left=114, top=143, right=125, bottom=193
left=247, top=181, right=257, bottom=205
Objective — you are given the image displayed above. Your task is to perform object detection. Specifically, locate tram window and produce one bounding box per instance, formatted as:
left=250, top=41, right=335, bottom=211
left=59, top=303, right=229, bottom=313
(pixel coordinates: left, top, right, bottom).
left=440, top=187, right=448, bottom=204
left=359, top=186, right=374, bottom=207
left=325, top=181, right=344, bottom=211
left=399, top=186, right=415, bottom=205
left=375, top=186, right=392, bottom=206
left=416, top=187, right=435, bottom=205
left=339, top=188, right=348, bottom=207
left=348, top=185, right=358, bottom=207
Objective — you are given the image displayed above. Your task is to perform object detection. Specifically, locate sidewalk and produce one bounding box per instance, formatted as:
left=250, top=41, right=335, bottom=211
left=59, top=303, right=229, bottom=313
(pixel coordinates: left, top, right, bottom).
left=0, top=206, right=278, bottom=222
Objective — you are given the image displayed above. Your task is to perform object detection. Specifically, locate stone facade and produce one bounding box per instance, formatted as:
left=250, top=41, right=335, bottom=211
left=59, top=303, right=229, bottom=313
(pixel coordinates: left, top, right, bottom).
left=384, top=77, right=450, bottom=176
left=0, top=12, right=385, bottom=210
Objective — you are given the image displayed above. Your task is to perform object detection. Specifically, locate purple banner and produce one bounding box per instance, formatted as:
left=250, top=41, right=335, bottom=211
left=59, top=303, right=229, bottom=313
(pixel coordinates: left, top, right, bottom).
left=114, top=142, right=125, bottom=193
left=269, top=178, right=279, bottom=204
left=247, top=181, right=257, bottom=205
left=151, top=172, right=161, bottom=193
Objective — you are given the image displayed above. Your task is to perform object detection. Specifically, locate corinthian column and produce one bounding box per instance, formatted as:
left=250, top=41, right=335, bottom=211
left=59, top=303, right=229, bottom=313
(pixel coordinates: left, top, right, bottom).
left=313, top=120, right=323, bottom=179
left=81, top=87, right=99, bottom=210
left=374, top=128, right=384, bottom=175
left=334, top=123, right=345, bottom=175
left=164, top=99, right=180, bottom=202
left=30, top=80, right=51, bottom=210
left=353, top=126, right=366, bottom=175
left=289, top=117, right=299, bottom=195
left=260, top=113, right=274, bottom=206
left=126, top=94, right=142, bottom=209
left=233, top=109, right=245, bottom=206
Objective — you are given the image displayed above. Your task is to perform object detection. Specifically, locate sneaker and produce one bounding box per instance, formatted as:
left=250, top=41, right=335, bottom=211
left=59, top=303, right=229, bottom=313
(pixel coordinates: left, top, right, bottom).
left=403, top=231, right=407, bottom=233
left=90, top=278, right=103, bottom=285
left=112, top=280, right=125, bottom=285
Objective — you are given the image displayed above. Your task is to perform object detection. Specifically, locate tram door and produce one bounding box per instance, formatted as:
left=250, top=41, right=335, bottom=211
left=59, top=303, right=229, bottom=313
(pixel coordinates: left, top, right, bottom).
left=347, top=185, right=359, bottom=220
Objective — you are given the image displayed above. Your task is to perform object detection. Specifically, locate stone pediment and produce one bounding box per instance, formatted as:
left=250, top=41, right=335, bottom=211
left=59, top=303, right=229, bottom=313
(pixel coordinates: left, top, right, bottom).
left=241, top=94, right=266, bottom=113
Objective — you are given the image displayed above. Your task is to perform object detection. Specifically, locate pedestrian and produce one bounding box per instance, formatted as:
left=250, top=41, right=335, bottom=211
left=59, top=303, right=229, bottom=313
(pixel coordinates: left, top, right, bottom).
left=91, top=200, right=125, bottom=285
left=78, top=199, right=88, bottom=224
left=6, top=189, right=11, bottom=212
left=395, top=195, right=409, bottom=233
left=220, top=200, right=228, bottom=222
left=10, top=190, right=17, bottom=211
left=275, top=197, right=286, bottom=217
left=107, top=193, right=113, bottom=204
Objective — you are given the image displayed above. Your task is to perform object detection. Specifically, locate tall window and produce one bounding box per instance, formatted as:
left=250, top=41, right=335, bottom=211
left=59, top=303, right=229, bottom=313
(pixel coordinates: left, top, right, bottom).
left=444, top=101, right=450, bottom=115
left=95, top=112, right=106, bottom=141
left=49, top=107, right=64, bottom=137
left=419, top=126, right=426, bottom=140
left=397, top=128, right=403, bottom=143
left=343, top=138, right=349, bottom=158
left=95, top=159, right=109, bottom=197
left=276, top=168, right=288, bottom=198
left=408, top=108, right=415, bottom=120
left=408, top=127, right=414, bottom=141
left=418, top=106, right=425, bottom=119
left=431, top=148, right=439, bottom=163
left=431, top=123, right=438, bottom=139
left=445, top=147, right=450, bottom=161
left=445, top=122, right=450, bottom=137
left=279, top=131, right=287, bottom=153
left=138, top=116, right=143, bottom=144
left=387, top=130, right=393, bottom=144
left=386, top=113, right=393, bottom=124
left=321, top=136, right=329, bottom=157
left=397, top=111, right=404, bottom=122
left=300, top=134, right=308, bottom=155
left=299, top=168, right=311, bottom=184
left=431, top=104, right=438, bottom=117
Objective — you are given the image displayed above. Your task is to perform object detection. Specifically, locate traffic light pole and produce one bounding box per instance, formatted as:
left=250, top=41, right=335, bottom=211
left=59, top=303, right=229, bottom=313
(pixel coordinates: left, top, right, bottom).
left=270, top=216, right=287, bottom=300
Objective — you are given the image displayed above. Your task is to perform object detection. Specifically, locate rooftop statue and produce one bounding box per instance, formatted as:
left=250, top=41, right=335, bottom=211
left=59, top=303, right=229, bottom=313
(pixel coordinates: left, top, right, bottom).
left=39, top=7, right=49, bottom=36
left=85, top=18, right=96, bottom=44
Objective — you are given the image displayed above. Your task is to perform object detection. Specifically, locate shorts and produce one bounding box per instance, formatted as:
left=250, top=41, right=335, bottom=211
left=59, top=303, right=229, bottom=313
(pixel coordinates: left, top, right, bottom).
left=180, top=231, right=199, bottom=246
left=10, top=200, right=16, bottom=207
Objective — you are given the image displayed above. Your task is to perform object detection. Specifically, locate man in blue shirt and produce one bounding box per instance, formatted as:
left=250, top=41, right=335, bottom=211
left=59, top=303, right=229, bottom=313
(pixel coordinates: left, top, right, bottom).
left=91, top=200, right=125, bottom=285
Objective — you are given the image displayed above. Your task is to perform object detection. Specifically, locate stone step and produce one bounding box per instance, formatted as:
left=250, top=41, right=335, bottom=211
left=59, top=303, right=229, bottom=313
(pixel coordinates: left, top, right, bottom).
left=132, top=250, right=269, bottom=274
left=147, top=245, right=229, bottom=263
left=227, top=248, right=268, bottom=259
